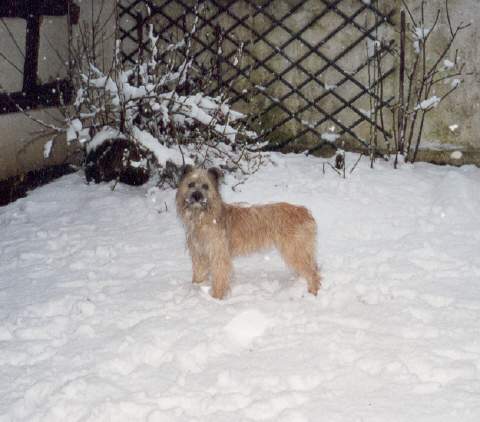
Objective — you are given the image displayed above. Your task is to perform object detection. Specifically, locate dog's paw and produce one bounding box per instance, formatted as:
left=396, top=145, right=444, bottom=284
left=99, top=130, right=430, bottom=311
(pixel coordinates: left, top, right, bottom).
left=211, top=290, right=225, bottom=300
left=211, top=287, right=228, bottom=300
left=192, top=278, right=206, bottom=284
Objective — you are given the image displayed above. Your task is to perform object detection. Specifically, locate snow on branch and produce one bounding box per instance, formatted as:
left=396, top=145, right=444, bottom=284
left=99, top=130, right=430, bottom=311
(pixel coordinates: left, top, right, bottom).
left=55, top=1, right=266, bottom=186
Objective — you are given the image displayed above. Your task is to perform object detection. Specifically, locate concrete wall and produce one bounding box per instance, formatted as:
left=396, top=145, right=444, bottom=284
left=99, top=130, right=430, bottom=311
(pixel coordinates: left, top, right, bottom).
left=0, top=0, right=116, bottom=181
left=404, top=0, right=480, bottom=158
left=251, top=0, right=479, bottom=159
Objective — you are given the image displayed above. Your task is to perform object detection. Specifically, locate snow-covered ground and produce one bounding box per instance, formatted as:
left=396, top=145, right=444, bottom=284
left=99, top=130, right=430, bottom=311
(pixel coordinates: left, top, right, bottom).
left=1, top=153, right=480, bottom=421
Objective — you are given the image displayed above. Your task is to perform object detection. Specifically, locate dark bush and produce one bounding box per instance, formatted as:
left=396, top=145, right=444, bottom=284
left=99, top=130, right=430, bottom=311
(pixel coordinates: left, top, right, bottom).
left=85, top=138, right=156, bottom=186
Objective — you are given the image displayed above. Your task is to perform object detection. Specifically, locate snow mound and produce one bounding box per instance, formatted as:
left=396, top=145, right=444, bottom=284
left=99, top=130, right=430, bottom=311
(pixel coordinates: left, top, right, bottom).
left=224, top=309, right=272, bottom=347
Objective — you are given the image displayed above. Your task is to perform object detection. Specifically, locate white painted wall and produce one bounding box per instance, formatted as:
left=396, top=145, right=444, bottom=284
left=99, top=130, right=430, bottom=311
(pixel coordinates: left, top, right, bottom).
left=0, top=0, right=116, bottom=180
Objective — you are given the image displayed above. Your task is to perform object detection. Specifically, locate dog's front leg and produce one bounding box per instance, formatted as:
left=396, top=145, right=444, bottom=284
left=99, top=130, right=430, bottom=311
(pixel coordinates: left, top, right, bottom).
left=209, top=237, right=232, bottom=299
left=191, top=251, right=209, bottom=284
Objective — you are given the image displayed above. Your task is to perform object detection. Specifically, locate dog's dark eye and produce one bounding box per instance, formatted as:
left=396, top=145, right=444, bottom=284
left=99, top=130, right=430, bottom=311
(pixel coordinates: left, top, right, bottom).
left=202, top=184, right=209, bottom=190
left=188, top=182, right=195, bottom=188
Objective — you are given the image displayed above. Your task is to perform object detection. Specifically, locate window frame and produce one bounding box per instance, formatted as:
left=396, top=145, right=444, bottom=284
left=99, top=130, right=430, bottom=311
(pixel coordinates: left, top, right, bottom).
left=0, top=0, right=79, bottom=114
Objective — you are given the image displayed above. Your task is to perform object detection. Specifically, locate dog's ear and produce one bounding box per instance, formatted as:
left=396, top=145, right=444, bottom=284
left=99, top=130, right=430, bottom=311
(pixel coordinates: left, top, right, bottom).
left=179, top=164, right=194, bottom=181
left=207, top=167, right=222, bottom=186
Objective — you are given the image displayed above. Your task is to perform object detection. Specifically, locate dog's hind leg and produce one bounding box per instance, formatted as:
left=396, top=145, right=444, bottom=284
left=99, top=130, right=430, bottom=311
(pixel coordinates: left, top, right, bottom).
left=277, top=227, right=321, bottom=296
left=305, top=264, right=321, bottom=296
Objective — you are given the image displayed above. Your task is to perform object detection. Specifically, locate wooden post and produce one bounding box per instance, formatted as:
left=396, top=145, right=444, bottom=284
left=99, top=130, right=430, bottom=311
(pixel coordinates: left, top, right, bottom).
left=22, top=1, right=41, bottom=95
left=398, top=9, right=406, bottom=155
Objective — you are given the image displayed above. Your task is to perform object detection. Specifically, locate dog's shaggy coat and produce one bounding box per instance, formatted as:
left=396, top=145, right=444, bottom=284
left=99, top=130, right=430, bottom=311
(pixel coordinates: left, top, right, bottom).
left=176, top=166, right=321, bottom=299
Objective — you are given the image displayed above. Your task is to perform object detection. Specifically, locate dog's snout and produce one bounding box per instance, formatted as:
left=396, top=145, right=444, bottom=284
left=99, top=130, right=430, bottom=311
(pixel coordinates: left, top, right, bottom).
left=191, top=191, right=203, bottom=202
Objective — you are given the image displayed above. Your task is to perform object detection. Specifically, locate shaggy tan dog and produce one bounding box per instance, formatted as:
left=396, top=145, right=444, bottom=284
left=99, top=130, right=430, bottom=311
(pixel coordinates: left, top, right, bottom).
left=176, top=166, right=321, bottom=299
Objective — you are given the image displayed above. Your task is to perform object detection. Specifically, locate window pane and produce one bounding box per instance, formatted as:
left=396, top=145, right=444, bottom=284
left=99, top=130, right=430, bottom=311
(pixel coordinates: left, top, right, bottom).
left=38, top=16, right=69, bottom=85
left=0, top=18, right=26, bottom=93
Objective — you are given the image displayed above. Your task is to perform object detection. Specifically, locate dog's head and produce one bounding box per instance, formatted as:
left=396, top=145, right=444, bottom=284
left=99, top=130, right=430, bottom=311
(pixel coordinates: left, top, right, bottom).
left=176, top=165, right=222, bottom=215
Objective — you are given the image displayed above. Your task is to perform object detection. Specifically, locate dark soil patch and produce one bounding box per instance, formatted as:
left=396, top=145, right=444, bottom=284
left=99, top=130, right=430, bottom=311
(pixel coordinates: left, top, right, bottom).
left=0, top=164, right=77, bottom=207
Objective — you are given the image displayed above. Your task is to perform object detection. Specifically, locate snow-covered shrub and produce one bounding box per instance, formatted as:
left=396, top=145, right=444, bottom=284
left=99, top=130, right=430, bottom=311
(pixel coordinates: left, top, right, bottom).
left=65, top=5, right=264, bottom=187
